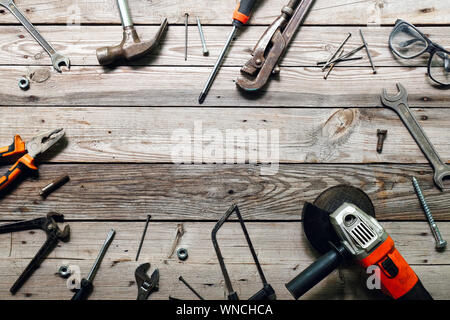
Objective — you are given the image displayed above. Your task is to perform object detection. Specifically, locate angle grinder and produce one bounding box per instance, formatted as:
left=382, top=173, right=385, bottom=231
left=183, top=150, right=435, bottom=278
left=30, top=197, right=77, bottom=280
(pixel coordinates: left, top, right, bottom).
left=286, top=185, right=433, bottom=300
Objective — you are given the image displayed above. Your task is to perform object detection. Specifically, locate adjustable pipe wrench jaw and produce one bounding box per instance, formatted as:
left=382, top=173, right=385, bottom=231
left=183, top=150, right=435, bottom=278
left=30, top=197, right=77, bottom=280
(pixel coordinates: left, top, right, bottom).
left=240, top=14, right=288, bottom=77
left=237, top=0, right=314, bottom=91
left=237, top=9, right=291, bottom=91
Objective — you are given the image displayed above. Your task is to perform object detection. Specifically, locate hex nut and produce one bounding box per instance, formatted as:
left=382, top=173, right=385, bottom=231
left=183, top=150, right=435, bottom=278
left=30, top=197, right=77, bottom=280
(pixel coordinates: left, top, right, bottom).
left=18, top=77, right=30, bottom=91
left=58, top=265, right=72, bottom=278
left=177, top=248, right=189, bottom=261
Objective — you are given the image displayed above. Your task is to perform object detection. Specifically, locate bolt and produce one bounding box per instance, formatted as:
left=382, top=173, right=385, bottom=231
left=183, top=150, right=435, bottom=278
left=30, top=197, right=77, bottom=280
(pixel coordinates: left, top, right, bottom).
left=412, top=177, right=447, bottom=250
left=197, top=18, right=209, bottom=56
left=377, top=129, right=387, bottom=153
left=40, top=174, right=70, bottom=198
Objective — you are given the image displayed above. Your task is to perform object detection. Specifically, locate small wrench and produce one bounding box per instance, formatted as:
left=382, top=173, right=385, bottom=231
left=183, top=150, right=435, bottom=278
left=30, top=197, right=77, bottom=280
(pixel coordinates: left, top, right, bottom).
left=381, top=83, right=450, bottom=190
left=135, top=263, right=159, bottom=300
left=0, top=0, right=70, bottom=72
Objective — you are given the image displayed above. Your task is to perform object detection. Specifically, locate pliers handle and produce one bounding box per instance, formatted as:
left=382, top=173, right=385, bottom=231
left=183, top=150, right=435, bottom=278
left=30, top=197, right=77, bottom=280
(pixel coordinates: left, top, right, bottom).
left=0, top=135, right=37, bottom=192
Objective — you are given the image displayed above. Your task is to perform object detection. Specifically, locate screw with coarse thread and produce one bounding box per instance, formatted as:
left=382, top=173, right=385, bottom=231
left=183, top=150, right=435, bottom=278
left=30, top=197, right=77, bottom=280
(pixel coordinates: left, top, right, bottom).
left=412, top=177, right=447, bottom=250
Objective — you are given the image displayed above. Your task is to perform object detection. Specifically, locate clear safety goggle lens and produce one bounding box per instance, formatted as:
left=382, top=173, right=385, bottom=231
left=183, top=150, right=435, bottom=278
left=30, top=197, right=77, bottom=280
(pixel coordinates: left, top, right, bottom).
left=390, top=23, right=428, bottom=58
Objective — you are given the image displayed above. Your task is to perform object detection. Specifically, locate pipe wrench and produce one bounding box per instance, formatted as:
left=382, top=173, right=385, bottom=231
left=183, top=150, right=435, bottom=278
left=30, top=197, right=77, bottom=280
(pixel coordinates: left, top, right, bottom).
left=0, top=0, right=70, bottom=72
left=237, top=0, right=314, bottom=91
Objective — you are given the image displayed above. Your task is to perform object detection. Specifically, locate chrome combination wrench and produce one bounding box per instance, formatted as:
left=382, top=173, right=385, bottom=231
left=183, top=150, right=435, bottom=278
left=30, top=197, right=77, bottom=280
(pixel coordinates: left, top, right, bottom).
left=381, top=83, right=450, bottom=190
left=0, top=0, right=70, bottom=72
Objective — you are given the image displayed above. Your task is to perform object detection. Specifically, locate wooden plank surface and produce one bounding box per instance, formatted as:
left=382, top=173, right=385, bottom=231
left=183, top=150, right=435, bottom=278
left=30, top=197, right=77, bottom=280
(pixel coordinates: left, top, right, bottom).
left=1, top=26, right=449, bottom=67
left=0, top=0, right=449, bottom=301
left=0, top=107, right=449, bottom=164
left=0, top=66, right=448, bottom=107
left=0, top=0, right=448, bottom=25
left=0, top=163, right=448, bottom=221
left=0, top=221, right=448, bottom=300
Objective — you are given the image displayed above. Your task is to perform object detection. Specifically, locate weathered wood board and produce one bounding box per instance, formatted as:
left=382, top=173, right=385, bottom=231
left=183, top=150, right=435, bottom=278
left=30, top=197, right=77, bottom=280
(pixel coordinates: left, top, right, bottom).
left=0, top=222, right=448, bottom=300
left=0, top=66, right=448, bottom=107
left=0, top=164, right=448, bottom=221
left=0, top=0, right=449, bottom=300
left=0, top=0, right=447, bottom=25
left=1, top=26, right=449, bottom=67
left=0, top=107, right=449, bottom=164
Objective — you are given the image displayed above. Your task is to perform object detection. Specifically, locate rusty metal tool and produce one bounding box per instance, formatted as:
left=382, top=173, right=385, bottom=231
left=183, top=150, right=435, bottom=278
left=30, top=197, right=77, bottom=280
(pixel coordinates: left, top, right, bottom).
left=0, top=0, right=70, bottom=72
left=319, top=44, right=364, bottom=68
left=320, top=32, right=352, bottom=71
left=360, top=29, right=376, bottom=74
left=97, top=0, right=168, bottom=65
left=199, top=0, right=258, bottom=104
left=40, top=174, right=70, bottom=198
left=0, top=129, right=65, bottom=192
left=381, top=83, right=450, bottom=190
left=317, top=56, right=363, bottom=66
left=167, top=223, right=184, bottom=258
left=237, top=0, right=315, bottom=91
left=324, top=49, right=343, bottom=79
left=376, top=129, right=387, bottom=154
left=212, top=204, right=276, bottom=300
left=72, top=229, right=115, bottom=300
left=135, top=263, right=159, bottom=300
left=0, top=213, right=70, bottom=294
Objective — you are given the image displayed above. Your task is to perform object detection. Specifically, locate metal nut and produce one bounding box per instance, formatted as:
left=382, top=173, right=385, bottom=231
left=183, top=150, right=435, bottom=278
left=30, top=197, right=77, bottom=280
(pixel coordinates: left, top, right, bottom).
left=18, top=77, right=30, bottom=90
left=58, top=265, right=72, bottom=278
left=177, top=248, right=189, bottom=261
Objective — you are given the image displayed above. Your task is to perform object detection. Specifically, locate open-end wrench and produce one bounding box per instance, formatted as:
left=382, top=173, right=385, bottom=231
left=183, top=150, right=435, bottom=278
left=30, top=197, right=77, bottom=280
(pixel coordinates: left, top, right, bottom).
left=381, top=83, right=450, bottom=190
left=0, top=0, right=70, bottom=72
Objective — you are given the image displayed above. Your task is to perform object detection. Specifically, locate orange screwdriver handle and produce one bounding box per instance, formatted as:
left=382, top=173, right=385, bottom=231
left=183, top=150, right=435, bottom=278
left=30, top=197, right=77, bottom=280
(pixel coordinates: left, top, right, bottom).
left=233, top=0, right=257, bottom=26
left=0, top=135, right=26, bottom=158
left=0, top=154, right=37, bottom=191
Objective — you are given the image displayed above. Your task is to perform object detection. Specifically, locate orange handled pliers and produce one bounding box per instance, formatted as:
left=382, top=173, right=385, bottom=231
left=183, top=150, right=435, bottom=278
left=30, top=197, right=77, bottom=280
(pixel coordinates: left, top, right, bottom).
left=0, top=128, right=65, bottom=191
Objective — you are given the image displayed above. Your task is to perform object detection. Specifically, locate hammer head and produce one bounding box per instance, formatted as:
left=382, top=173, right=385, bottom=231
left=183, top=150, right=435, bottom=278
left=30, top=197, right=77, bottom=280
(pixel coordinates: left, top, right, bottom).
left=97, top=18, right=168, bottom=66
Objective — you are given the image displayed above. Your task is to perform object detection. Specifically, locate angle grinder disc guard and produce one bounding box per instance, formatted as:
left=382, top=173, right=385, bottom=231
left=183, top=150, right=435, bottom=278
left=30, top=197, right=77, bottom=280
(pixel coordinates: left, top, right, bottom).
left=302, top=185, right=375, bottom=254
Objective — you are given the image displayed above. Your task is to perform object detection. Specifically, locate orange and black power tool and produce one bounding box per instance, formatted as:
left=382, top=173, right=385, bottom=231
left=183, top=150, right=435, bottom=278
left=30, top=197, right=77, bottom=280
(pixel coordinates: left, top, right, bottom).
left=286, top=186, right=433, bottom=300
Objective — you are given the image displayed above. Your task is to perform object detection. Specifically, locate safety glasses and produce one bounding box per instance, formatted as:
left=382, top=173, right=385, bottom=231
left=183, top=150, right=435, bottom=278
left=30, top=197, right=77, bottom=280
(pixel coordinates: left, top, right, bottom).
left=390, top=19, right=450, bottom=86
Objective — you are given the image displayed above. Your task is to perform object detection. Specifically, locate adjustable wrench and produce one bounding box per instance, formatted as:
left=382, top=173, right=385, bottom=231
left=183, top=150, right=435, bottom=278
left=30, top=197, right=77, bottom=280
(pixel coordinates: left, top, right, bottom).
left=0, top=0, right=70, bottom=72
left=135, top=263, right=159, bottom=300
left=381, top=83, right=450, bottom=190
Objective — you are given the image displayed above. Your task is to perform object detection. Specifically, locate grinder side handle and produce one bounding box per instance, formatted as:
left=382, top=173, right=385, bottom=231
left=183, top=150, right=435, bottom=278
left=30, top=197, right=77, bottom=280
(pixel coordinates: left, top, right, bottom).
left=285, top=245, right=347, bottom=300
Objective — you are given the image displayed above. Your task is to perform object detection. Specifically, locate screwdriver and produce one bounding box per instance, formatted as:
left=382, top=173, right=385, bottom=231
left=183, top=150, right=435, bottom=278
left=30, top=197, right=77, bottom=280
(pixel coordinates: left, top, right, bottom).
left=198, top=0, right=258, bottom=104
left=72, top=229, right=116, bottom=300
